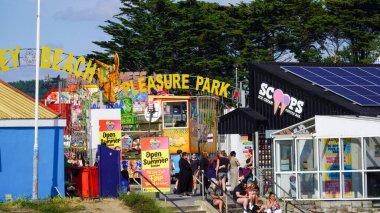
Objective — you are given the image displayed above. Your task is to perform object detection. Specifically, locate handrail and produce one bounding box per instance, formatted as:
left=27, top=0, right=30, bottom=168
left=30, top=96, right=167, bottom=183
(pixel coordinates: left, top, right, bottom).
left=193, top=169, right=205, bottom=200
left=252, top=167, right=309, bottom=213
left=133, top=171, right=185, bottom=213
left=199, top=170, right=244, bottom=210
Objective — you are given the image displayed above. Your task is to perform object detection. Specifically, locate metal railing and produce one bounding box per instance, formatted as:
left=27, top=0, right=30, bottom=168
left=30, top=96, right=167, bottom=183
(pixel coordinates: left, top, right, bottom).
left=252, top=167, right=310, bottom=213
left=133, top=171, right=185, bottom=213
left=198, top=170, right=244, bottom=212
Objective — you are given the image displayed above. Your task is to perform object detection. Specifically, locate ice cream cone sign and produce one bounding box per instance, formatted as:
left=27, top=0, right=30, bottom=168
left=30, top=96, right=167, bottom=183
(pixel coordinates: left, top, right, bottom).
left=280, top=94, right=290, bottom=115
left=273, top=89, right=283, bottom=115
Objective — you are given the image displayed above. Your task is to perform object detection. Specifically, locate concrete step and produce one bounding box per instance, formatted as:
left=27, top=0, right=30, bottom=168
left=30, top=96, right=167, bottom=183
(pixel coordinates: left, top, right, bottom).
left=173, top=210, right=206, bottom=213
left=169, top=205, right=207, bottom=213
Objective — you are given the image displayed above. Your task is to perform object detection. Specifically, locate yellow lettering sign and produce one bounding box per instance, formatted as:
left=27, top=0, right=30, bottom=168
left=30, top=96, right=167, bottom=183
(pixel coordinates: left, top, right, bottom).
left=52, top=48, right=63, bottom=71
left=40, top=46, right=51, bottom=69
left=0, top=49, right=9, bottom=72
left=9, top=47, right=20, bottom=70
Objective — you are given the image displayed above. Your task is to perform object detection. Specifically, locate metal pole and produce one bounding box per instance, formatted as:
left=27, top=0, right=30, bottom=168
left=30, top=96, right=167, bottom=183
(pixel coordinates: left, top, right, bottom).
left=201, top=170, right=204, bottom=200
left=197, top=97, right=200, bottom=155
left=32, top=0, right=41, bottom=200
left=235, top=67, right=238, bottom=108
left=254, top=131, right=259, bottom=179
left=58, top=78, right=62, bottom=114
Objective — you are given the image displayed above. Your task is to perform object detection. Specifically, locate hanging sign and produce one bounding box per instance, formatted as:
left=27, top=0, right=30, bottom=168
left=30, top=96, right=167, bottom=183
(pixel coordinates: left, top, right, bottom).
left=99, top=120, right=122, bottom=149
left=0, top=47, right=233, bottom=99
left=141, top=137, right=170, bottom=192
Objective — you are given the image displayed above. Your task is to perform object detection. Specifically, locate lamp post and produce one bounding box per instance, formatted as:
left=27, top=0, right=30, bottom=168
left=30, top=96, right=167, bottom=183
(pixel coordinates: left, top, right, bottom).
left=32, top=0, right=41, bottom=200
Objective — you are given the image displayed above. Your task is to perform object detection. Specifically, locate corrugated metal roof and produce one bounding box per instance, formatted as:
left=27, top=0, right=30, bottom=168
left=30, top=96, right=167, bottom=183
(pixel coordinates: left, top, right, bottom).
left=218, top=108, right=267, bottom=134
left=0, top=79, right=59, bottom=119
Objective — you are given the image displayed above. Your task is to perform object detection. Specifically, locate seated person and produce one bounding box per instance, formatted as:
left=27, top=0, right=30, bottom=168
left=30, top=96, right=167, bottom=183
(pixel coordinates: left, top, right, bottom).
left=252, top=200, right=265, bottom=213
left=207, top=180, right=226, bottom=213
left=233, top=181, right=250, bottom=213
left=266, top=192, right=282, bottom=213
left=247, top=181, right=259, bottom=210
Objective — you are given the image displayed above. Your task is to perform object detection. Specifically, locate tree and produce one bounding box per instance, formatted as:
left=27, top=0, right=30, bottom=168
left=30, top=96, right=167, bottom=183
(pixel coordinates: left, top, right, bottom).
left=324, top=0, right=380, bottom=63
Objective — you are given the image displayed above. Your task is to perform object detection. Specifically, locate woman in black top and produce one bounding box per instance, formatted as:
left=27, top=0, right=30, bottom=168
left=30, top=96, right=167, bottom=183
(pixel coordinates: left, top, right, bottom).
left=178, top=152, right=192, bottom=196
left=216, top=150, right=230, bottom=193
left=190, top=153, right=200, bottom=195
left=200, top=152, right=210, bottom=193
left=233, top=181, right=249, bottom=213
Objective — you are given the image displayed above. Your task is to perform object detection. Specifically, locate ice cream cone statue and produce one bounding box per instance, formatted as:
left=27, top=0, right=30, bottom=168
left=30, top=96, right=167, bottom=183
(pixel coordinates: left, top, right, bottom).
left=273, top=89, right=283, bottom=115
left=95, top=52, right=121, bottom=103
left=279, top=94, right=290, bottom=115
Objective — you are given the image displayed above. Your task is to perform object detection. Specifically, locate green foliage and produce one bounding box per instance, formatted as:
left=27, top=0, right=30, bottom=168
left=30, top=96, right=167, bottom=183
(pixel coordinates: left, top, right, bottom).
left=89, top=0, right=380, bottom=88
left=119, top=192, right=173, bottom=213
left=0, top=198, right=85, bottom=213
left=8, top=79, right=65, bottom=101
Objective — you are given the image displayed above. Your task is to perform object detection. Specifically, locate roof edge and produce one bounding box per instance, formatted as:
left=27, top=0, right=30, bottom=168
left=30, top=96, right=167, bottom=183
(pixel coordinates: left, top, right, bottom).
left=0, top=79, right=60, bottom=117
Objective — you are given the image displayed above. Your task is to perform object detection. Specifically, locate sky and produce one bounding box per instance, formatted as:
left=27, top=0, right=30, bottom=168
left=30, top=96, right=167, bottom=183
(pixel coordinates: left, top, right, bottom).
left=0, top=0, right=244, bottom=82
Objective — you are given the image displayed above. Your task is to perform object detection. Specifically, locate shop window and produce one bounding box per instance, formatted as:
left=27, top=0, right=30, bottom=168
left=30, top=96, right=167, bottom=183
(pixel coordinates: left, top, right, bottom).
left=320, top=172, right=340, bottom=198
left=162, top=101, right=187, bottom=128
left=343, top=172, right=363, bottom=198
left=276, top=140, right=295, bottom=172
left=341, top=138, right=362, bottom=170
left=299, top=173, right=319, bottom=199
left=276, top=174, right=296, bottom=198
left=366, top=171, right=380, bottom=198
left=297, top=139, right=317, bottom=171
left=365, top=137, right=380, bottom=170
left=319, top=138, right=340, bottom=171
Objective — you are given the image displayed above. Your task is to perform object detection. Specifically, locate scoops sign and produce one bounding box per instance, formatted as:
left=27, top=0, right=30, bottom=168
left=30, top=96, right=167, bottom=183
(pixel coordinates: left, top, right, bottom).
left=258, top=82, right=304, bottom=119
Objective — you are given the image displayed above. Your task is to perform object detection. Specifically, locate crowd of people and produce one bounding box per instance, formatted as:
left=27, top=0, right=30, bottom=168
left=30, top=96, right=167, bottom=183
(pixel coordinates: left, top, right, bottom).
left=171, top=149, right=282, bottom=213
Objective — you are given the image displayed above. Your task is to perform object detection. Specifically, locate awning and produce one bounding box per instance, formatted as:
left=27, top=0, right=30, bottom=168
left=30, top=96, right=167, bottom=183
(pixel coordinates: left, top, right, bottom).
left=218, top=108, right=267, bottom=134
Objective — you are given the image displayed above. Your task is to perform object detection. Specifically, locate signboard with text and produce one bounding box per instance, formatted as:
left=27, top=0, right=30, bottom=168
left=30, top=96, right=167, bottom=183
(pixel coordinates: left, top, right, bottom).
left=99, top=120, right=122, bottom=149
left=141, top=137, right=170, bottom=192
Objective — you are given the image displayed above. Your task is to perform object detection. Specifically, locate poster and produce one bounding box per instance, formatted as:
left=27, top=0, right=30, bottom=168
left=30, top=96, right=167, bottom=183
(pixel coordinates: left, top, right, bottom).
left=122, top=159, right=142, bottom=178
left=141, top=137, right=170, bottom=192
left=375, top=145, right=380, bottom=157
left=99, top=120, right=122, bottom=149
left=163, top=128, right=190, bottom=154
left=322, top=138, right=352, bottom=197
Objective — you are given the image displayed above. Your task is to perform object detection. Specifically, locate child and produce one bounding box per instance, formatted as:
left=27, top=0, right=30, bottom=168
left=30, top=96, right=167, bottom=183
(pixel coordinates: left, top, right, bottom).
left=246, top=181, right=259, bottom=211
left=252, top=200, right=265, bottom=213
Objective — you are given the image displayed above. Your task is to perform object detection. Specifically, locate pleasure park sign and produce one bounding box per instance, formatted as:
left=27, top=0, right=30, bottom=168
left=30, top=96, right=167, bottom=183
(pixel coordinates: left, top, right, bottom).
left=0, top=46, right=234, bottom=100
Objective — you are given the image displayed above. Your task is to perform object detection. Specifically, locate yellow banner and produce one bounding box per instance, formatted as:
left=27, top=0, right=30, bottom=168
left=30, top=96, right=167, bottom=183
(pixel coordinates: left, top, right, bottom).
left=99, top=130, right=122, bottom=149
left=142, top=150, right=170, bottom=169
left=163, top=128, right=190, bottom=154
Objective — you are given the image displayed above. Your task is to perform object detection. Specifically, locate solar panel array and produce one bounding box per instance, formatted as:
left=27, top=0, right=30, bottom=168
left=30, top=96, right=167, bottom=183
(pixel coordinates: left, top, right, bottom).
left=281, top=66, right=380, bottom=106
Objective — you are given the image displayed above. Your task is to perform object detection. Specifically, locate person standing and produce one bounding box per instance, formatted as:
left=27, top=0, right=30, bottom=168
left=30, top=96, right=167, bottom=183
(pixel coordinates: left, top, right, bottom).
left=178, top=152, right=192, bottom=196
left=190, top=153, right=200, bottom=195
left=200, top=152, right=210, bottom=193
left=172, top=149, right=182, bottom=194
left=216, top=150, right=230, bottom=193
left=244, top=149, right=254, bottom=182
left=207, top=155, right=219, bottom=182
left=120, top=165, right=130, bottom=192
left=229, top=151, right=240, bottom=193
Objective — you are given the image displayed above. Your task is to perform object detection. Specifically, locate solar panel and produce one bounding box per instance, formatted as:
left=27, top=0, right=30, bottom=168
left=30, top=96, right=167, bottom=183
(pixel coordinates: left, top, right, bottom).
left=282, top=66, right=380, bottom=106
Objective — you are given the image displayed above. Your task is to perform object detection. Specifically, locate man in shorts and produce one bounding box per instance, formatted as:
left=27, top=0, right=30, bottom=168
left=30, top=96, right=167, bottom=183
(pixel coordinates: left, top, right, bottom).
left=172, top=149, right=182, bottom=194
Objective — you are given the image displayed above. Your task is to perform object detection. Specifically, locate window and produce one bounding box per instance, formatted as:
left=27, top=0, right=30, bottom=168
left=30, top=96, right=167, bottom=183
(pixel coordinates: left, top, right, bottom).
left=320, top=138, right=340, bottom=171
left=297, top=139, right=317, bottom=171
left=342, top=138, right=362, bottom=170
left=163, top=101, right=188, bottom=128
left=365, top=137, right=380, bottom=170
left=320, top=172, right=341, bottom=198
left=299, top=173, right=319, bottom=199
left=276, top=140, right=294, bottom=172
